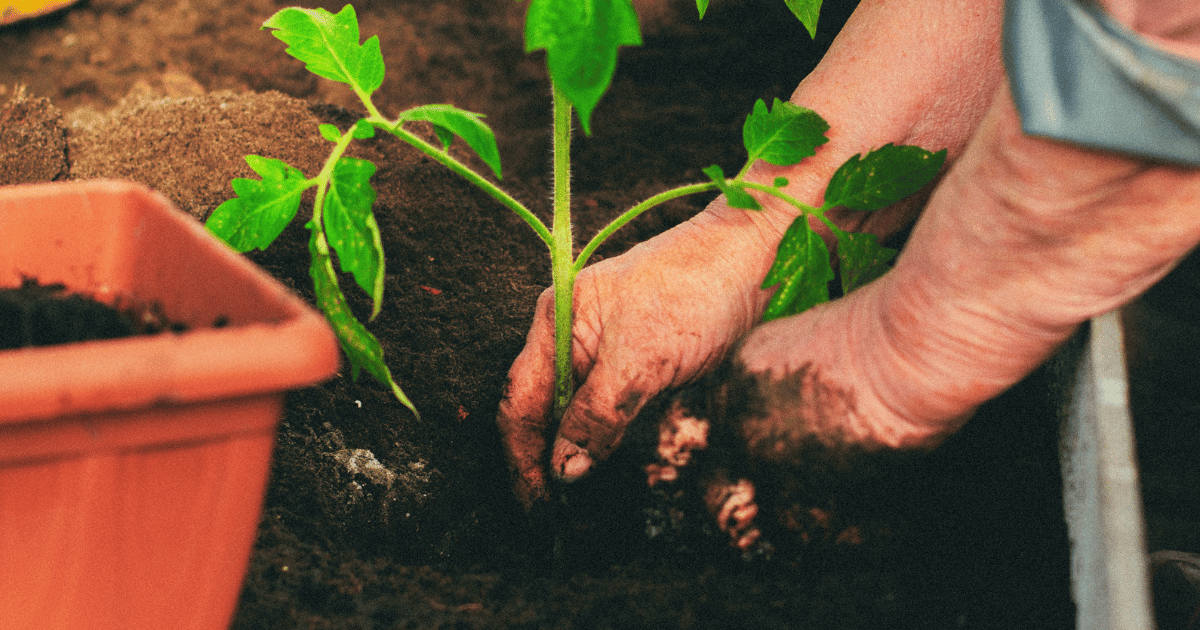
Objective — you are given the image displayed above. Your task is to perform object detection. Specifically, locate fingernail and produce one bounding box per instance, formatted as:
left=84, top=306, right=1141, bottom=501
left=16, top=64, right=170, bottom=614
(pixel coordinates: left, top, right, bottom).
left=553, top=438, right=593, bottom=482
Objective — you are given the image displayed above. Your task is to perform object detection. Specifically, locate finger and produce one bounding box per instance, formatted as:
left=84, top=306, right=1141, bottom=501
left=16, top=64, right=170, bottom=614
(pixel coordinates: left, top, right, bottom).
left=496, top=288, right=558, bottom=509
left=551, top=438, right=594, bottom=482
left=718, top=480, right=756, bottom=532
left=551, top=354, right=673, bottom=481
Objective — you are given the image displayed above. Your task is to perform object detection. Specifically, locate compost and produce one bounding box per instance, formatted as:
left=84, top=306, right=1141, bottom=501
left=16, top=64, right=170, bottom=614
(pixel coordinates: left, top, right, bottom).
left=0, top=277, right=190, bottom=349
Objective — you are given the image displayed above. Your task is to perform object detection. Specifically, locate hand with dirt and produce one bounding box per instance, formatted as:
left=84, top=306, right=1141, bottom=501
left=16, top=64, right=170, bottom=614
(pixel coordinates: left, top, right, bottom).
left=643, top=1, right=1200, bottom=549
left=498, top=0, right=1009, bottom=509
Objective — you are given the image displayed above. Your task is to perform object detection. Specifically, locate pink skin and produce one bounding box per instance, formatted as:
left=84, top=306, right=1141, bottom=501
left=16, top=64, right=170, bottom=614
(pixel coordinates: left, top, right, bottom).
left=645, top=400, right=710, bottom=486
left=643, top=403, right=761, bottom=549
left=498, top=0, right=1007, bottom=508
left=705, top=478, right=761, bottom=550
left=497, top=0, right=1200, bottom=510
left=1095, top=0, right=1200, bottom=57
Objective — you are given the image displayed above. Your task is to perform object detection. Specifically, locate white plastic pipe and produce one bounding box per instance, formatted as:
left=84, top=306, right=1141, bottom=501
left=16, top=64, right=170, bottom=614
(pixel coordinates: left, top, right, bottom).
left=1061, top=311, right=1154, bottom=630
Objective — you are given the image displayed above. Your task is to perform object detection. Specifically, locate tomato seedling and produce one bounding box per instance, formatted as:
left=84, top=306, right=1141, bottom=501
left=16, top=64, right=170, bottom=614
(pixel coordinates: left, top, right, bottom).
left=205, top=1, right=945, bottom=421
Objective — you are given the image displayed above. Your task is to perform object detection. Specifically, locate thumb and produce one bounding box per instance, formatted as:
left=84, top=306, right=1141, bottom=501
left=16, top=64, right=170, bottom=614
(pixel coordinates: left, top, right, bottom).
left=551, top=356, right=665, bottom=482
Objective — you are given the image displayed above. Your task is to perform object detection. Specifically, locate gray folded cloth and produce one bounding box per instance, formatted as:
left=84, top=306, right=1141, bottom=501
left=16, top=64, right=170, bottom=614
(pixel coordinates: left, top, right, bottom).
left=1004, top=0, right=1200, bottom=166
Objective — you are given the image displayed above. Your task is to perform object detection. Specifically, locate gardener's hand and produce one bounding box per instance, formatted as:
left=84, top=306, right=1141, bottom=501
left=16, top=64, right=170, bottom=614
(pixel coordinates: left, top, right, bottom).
left=649, top=80, right=1200, bottom=549
left=497, top=197, right=793, bottom=508
left=497, top=0, right=1008, bottom=508
left=668, top=0, right=1200, bottom=470
left=730, top=79, right=1200, bottom=455
left=496, top=157, right=946, bottom=509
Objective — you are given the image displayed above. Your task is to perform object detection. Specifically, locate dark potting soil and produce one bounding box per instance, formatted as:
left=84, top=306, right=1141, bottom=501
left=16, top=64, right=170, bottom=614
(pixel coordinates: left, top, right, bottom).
left=2, top=0, right=1196, bottom=628
left=0, top=277, right=190, bottom=349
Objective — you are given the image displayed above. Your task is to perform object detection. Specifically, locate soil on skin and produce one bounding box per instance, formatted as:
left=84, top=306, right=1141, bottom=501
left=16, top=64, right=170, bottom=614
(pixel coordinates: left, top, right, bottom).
left=2, top=0, right=1195, bottom=627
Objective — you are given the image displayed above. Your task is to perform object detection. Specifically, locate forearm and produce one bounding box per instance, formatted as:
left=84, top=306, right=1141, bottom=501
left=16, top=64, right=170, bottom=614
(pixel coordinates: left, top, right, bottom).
left=865, top=81, right=1200, bottom=428
left=680, top=0, right=1007, bottom=322
left=734, top=77, right=1200, bottom=449
left=866, top=0, right=1200, bottom=425
left=748, top=0, right=1007, bottom=234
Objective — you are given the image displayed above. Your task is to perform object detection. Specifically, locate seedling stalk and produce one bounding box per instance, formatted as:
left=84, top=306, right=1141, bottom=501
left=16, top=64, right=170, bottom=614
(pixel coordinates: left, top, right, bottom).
left=551, top=87, right=576, bottom=420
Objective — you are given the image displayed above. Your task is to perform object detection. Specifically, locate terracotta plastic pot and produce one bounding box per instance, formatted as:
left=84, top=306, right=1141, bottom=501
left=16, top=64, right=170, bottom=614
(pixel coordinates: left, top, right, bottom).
left=0, top=180, right=340, bottom=630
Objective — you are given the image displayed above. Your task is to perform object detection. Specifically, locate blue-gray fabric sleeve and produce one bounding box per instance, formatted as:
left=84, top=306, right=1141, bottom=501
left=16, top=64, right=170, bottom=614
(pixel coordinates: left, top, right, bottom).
left=1003, top=0, right=1200, bottom=166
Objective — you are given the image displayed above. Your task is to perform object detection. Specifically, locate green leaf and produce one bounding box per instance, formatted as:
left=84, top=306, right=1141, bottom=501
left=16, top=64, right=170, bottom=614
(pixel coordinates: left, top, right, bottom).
left=834, top=228, right=897, bottom=295
left=399, top=104, right=503, bottom=179
left=352, top=119, right=375, bottom=139
left=319, top=124, right=340, bottom=142
left=703, top=164, right=760, bottom=210
left=761, top=216, right=834, bottom=321
left=323, top=157, right=385, bottom=319
left=785, top=0, right=823, bottom=38
left=431, top=126, right=454, bottom=150
left=743, top=98, right=830, bottom=168
left=699, top=1, right=819, bottom=33
left=773, top=176, right=789, bottom=188
left=525, top=0, right=642, bottom=135
left=205, top=155, right=310, bottom=252
left=263, top=5, right=385, bottom=96
left=308, top=224, right=419, bottom=418
left=822, top=144, right=947, bottom=212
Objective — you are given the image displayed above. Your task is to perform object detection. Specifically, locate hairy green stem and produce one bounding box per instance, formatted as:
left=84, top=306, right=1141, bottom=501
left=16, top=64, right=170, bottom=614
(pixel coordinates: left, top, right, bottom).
left=310, top=125, right=360, bottom=243
left=575, top=176, right=833, bottom=275
left=551, top=86, right=575, bottom=422
left=741, top=180, right=839, bottom=232
left=575, top=182, right=718, bottom=273
left=347, top=71, right=831, bottom=424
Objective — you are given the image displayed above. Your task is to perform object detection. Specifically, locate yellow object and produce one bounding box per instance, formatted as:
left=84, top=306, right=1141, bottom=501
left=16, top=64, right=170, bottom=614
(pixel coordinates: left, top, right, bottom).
left=1, top=0, right=79, bottom=25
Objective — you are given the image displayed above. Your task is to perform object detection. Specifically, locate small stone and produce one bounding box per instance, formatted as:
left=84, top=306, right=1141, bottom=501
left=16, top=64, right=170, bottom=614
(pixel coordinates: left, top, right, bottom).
left=329, top=448, right=398, bottom=489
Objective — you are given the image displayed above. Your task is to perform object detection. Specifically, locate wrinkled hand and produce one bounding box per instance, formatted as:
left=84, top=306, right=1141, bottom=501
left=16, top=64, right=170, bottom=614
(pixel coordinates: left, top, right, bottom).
left=636, top=80, right=1200, bottom=551
left=496, top=198, right=781, bottom=508
left=496, top=163, right=937, bottom=509
left=718, top=82, right=1200, bottom=459
left=496, top=0, right=1012, bottom=509
left=861, top=81, right=1200, bottom=427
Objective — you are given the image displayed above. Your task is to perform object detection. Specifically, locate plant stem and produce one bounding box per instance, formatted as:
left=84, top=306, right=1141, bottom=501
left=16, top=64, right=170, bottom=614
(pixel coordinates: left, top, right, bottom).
left=575, top=182, right=718, bottom=273
left=575, top=173, right=836, bottom=276
left=741, top=181, right=838, bottom=232
left=551, top=85, right=576, bottom=422
left=310, top=125, right=360, bottom=236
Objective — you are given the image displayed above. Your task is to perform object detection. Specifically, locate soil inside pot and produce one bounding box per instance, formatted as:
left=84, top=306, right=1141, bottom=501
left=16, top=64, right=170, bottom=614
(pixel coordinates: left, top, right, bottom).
left=4, top=1, right=1196, bottom=628
left=0, top=277, right=192, bottom=350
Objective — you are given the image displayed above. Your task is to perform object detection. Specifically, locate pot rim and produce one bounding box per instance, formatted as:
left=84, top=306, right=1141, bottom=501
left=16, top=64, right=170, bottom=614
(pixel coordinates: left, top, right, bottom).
left=0, top=180, right=340, bottom=422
